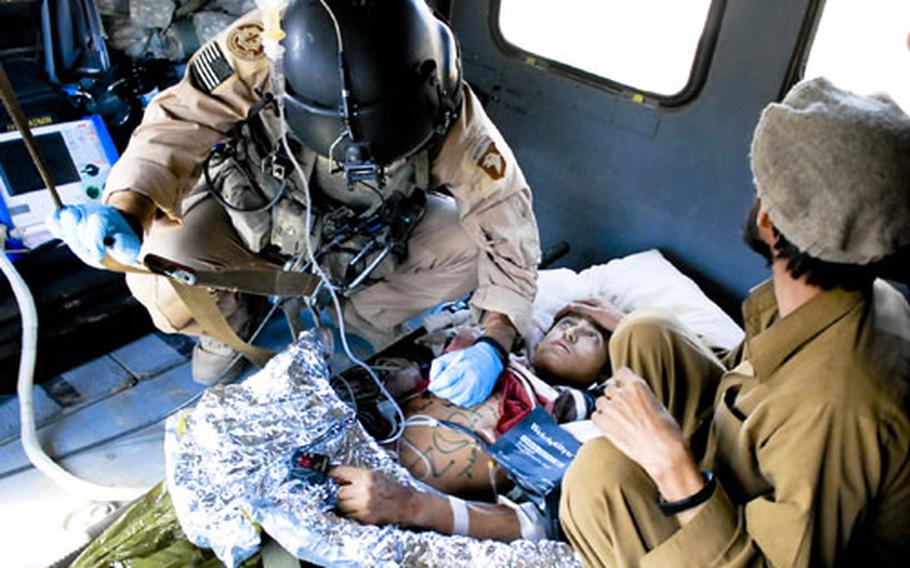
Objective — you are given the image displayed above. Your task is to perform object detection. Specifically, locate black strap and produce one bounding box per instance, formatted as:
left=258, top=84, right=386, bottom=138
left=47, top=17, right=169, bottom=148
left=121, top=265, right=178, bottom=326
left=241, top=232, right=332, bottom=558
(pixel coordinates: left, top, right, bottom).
left=473, top=335, right=509, bottom=366
left=657, top=470, right=716, bottom=516
left=119, top=211, right=145, bottom=242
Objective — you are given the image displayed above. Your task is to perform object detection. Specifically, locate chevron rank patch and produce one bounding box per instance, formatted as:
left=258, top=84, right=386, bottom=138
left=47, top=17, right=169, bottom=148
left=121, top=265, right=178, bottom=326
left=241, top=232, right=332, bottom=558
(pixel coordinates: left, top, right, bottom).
left=189, top=42, right=234, bottom=93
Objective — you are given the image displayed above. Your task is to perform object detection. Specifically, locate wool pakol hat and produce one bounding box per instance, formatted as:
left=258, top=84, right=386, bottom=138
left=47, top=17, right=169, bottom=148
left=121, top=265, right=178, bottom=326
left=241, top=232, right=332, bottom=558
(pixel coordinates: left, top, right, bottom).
left=750, top=77, right=910, bottom=264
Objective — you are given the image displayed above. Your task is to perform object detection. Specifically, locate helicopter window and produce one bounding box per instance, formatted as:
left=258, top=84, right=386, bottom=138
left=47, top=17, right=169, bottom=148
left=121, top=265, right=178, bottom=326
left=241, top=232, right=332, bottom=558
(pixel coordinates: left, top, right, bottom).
left=494, top=0, right=718, bottom=102
left=804, top=0, right=910, bottom=114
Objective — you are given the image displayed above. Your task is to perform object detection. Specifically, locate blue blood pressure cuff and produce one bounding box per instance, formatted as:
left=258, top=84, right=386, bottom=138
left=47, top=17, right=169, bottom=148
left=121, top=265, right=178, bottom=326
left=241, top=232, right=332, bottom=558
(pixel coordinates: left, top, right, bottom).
left=485, top=407, right=581, bottom=503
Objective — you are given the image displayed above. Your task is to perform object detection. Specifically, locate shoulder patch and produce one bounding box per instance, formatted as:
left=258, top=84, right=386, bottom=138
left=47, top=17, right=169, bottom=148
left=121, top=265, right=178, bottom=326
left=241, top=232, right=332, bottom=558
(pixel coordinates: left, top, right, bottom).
left=227, top=22, right=265, bottom=61
left=472, top=137, right=507, bottom=181
left=190, top=42, right=233, bottom=93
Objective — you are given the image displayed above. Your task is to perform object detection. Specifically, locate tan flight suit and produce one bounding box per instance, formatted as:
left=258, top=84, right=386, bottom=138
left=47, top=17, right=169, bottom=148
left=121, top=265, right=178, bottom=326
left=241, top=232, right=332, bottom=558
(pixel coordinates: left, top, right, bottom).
left=103, top=11, right=540, bottom=345
left=560, top=280, right=910, bottom=567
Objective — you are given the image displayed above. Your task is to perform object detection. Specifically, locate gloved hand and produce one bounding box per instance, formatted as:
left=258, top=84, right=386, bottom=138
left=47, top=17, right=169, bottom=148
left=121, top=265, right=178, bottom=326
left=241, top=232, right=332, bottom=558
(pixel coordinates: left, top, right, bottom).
left=428, top=341, right=505, bottom=408
left=45, top=203, right=141, bottom=268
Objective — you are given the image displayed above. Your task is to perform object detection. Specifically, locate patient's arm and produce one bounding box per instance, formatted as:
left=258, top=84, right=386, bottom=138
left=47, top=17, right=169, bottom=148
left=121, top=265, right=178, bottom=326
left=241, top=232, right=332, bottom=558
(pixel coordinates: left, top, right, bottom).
left=332, top=466, right=521, bottom=541
left=395, top=391, right=510, bottom=499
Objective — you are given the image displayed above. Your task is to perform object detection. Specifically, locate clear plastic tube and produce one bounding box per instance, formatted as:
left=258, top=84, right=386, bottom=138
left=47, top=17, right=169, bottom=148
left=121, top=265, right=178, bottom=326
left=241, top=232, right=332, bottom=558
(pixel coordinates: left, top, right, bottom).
left=258, top=1, right=406, bottom=444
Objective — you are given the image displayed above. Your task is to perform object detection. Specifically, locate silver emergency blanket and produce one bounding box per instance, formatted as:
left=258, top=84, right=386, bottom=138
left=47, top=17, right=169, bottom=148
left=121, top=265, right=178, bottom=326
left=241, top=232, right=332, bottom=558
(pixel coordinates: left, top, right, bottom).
left=164, top=330, right=581, bottom=567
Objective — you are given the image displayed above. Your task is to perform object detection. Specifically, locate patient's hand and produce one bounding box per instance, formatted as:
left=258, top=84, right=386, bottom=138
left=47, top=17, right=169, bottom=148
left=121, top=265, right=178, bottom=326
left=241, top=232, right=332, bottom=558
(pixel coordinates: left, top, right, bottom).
left=332, top=466, right=423, bottom=527
left=556, top=298, right=625, bottom=333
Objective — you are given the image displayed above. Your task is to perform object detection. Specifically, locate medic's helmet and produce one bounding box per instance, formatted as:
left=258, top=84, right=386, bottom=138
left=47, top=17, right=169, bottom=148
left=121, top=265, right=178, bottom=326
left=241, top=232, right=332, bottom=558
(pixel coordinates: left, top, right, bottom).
left=281, top=0, right=462, bottom=167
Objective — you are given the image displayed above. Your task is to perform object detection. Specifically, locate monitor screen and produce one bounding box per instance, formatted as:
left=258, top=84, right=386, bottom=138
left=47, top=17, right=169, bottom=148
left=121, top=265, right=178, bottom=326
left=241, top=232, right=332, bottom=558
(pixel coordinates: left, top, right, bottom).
left=0, top=132, right=81, bottom=196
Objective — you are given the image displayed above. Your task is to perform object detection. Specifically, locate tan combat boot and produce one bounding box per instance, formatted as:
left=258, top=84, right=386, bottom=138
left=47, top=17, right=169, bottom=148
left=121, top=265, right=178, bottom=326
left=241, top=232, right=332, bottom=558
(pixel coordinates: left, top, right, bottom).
left=191, top=335, right=246, bottom=386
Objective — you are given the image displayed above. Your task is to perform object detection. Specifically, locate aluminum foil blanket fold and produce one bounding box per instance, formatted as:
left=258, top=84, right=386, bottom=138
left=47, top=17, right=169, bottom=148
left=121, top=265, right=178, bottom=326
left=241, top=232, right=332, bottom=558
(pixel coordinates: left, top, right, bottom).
left=164, top=330, right=581, bottom=567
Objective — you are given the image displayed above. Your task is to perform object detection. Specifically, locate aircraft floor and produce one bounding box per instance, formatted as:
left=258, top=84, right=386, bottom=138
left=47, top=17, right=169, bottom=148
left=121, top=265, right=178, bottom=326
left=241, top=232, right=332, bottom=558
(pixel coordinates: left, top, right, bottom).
left=0, top=309, right=374, bottom=568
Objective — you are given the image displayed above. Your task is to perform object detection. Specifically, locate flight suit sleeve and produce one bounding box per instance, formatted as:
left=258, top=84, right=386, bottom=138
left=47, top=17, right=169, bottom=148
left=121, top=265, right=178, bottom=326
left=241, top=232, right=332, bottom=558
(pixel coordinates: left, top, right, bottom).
left=641, top=403, right=886, bottom=568
left=431, top=86, right=541, bottom=336
left=103, top=11, right=271, bottom=221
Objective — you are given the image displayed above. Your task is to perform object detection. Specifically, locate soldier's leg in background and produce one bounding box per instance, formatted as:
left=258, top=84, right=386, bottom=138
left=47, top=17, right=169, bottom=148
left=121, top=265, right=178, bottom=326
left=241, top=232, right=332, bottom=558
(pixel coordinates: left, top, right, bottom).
left=559, top=308, right=726, bottom=566
left=344, top=193, right=479, bottom=348
left=125, top=194, right=277, bottom=337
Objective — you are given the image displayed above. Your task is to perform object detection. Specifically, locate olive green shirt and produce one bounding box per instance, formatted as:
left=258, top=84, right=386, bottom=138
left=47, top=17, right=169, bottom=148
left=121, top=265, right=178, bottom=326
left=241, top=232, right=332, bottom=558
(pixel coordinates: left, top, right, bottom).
left=646, top=280, right=910, bottom=567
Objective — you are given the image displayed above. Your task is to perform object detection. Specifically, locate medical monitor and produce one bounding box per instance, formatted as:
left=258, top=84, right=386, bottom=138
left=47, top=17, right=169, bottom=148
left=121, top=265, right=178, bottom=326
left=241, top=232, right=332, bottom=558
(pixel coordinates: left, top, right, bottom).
left=0, top=115, right=118, bottom=249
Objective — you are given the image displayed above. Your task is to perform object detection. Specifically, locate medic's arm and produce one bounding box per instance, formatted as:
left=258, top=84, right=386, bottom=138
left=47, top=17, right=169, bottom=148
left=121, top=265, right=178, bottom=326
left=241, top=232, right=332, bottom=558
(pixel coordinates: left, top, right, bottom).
left=102, top=12, right=271, bottom=226
left=431, top=86, right=542, bottom=342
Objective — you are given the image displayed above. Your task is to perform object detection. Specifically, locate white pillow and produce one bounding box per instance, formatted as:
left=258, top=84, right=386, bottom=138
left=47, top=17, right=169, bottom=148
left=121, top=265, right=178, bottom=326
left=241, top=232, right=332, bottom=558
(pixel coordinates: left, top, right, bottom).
left=531, top=249, right=744, bottom=352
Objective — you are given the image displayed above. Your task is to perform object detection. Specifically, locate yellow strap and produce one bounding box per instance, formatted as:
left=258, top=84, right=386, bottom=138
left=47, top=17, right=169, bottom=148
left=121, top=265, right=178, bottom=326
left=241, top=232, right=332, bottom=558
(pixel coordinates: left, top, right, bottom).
left=101, top=256, right=274, bottom=368
left=100, top=256, right=150, bottom=275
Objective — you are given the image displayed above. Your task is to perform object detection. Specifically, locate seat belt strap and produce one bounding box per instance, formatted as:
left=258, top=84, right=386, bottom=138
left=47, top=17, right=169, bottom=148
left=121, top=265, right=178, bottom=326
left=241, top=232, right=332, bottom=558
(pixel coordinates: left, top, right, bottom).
left=169, top=279, right=275, bottom=368
left=102, top=255, right=276, bottom=367
left=143, top=254, right=321, bottom=297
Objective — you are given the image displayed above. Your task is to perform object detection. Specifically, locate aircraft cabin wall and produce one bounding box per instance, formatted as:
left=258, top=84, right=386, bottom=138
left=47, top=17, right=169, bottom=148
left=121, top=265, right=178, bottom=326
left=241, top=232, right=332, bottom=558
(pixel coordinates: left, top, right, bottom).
left=446, top=0, right=819, bottom=317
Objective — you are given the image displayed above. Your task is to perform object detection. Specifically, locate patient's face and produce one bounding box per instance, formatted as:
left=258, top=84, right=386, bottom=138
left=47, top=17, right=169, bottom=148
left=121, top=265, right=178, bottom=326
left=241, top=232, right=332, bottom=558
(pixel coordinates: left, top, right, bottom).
left=532, top=314, right=609, bottom=389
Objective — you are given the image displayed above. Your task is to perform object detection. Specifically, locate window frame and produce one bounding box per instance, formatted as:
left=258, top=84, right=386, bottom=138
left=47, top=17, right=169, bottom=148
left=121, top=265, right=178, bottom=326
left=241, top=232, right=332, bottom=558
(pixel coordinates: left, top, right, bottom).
left=781, top=0, right=826, bottom=99
left=488, top=0, right=728, bottom=106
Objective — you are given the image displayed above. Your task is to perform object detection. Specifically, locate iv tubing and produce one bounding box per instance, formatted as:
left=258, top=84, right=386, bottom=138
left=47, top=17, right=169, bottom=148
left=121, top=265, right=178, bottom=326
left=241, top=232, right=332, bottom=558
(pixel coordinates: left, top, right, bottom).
left=258, top=0, right=407, bottom=444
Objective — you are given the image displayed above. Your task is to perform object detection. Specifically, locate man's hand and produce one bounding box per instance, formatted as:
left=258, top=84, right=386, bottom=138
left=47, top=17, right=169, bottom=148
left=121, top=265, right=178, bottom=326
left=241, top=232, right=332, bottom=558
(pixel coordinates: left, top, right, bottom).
left=332, top=466, right=424, bottom=527
left=556, top=298, right=625, bottom=333
left=479, top=311, right=517, bottom=353
left=428, top=340, right=504, bottom=407
left=593, top=367, right=705, bottom=521
left=45, top=203, right=142, bottom=268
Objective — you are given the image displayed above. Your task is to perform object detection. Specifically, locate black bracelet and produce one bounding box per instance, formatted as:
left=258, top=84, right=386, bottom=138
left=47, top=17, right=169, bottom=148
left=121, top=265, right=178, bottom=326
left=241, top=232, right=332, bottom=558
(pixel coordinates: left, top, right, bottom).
left=473, top=336, right=509, bottom=366
left=657, top=470, right=716, bottom=516
left=119, top=211, right=145, bottom=242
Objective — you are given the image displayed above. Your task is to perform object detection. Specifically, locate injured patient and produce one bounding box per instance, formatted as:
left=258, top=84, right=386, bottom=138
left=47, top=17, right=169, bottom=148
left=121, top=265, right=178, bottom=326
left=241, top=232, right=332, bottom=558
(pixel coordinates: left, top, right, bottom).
left=331, top=299, right=624, bottom=542
left=72, top=302, right=622, bottom=567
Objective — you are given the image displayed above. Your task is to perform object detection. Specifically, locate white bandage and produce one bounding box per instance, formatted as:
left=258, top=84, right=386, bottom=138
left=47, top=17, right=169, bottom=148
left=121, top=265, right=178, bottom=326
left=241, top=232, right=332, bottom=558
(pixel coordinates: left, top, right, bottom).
left=448, top=495, right=470, bottom=536
left=497, top=496, right=548, bottom=541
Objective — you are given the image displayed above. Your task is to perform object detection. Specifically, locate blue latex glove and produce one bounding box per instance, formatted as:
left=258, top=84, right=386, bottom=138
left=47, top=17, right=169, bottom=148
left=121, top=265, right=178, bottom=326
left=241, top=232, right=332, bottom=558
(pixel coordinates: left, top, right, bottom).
left=428, top=341, right=505, bottom=408
left=45, top=203, right=141, bottom=268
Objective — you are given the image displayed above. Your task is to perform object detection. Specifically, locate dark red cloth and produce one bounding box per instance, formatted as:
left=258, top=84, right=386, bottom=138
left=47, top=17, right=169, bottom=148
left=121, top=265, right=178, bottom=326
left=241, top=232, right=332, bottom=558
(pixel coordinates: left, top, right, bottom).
left=495, top=369, right=550, bottom=436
